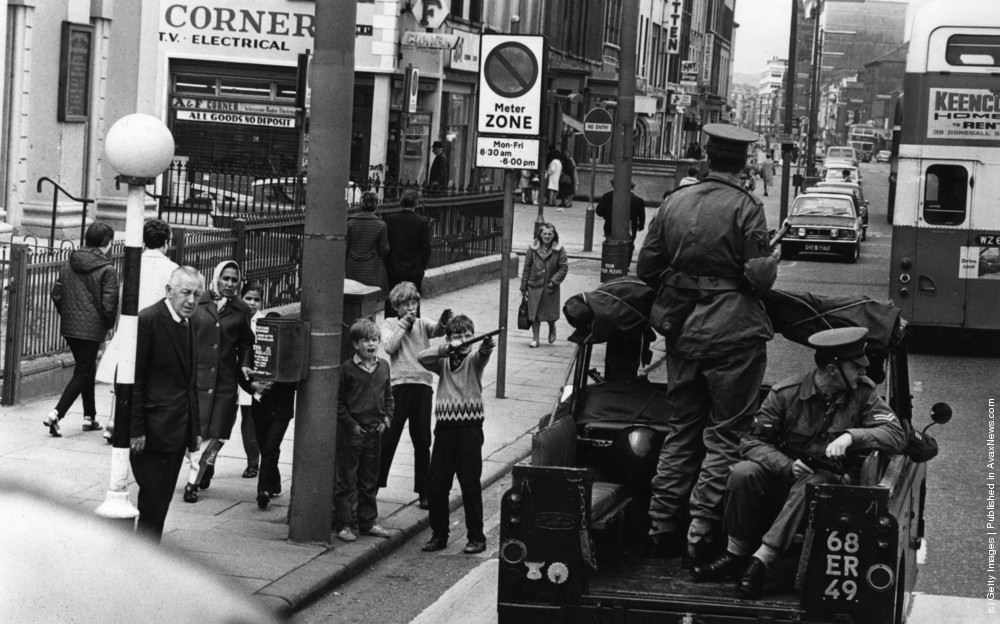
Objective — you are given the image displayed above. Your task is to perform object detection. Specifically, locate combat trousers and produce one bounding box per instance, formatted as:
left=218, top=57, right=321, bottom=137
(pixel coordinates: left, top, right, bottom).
left=648, top=345, right=766, bottom=534
left=724, top=460, right=843, bottom=552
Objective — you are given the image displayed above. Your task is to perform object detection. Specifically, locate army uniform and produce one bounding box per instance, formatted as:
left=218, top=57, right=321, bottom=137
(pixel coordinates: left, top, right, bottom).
left=692, top=327, right=908, bottom=599
left=637, top=124, right=778, bottom=543
left=727, top=363, right=906, bottom=551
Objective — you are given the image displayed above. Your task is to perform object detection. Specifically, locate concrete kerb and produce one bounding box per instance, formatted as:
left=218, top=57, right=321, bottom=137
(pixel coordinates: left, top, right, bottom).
left=255, top=431, right=534, bottom=615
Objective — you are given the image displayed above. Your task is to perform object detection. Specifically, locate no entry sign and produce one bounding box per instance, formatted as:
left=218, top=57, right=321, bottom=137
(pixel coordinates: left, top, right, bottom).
left=477, top=34, right=545, bottom=137
left=583, top=108, right=614, bottom=147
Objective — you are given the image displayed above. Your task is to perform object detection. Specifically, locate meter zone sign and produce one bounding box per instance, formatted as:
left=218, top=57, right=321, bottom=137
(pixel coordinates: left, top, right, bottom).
left=477, top=34, right=545, bottom=136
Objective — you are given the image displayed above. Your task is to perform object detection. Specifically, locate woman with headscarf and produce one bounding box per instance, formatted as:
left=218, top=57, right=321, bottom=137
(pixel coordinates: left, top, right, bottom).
left=346, top=192, right=390, bottom=294
left=182, top=260, right=255, bottom=504
left=519, top=222, right=569, bottom=348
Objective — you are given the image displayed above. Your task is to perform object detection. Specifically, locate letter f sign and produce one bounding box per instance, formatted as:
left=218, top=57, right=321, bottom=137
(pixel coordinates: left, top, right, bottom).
left=413, top=0, right=450, bottom=30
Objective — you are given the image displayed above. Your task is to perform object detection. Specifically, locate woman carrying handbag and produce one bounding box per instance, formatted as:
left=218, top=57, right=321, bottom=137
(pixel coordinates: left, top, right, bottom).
left=519, top=223, right=569, bottom=347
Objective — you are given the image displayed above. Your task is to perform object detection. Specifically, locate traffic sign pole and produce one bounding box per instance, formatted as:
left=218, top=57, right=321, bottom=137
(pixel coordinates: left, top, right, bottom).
left=581, top=107, right=614, bottom=253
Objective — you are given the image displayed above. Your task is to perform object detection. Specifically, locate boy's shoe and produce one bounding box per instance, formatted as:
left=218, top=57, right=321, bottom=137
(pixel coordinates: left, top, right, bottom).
left=43, top=411, right=62, bottom=437
left=183, top=484, right=198, bottom=503
left=463, top=540, right=487, bottom=554
left=82, top=416, right=103, bottom=432
left=256, top=492, right=270, bottom=510
left=422, top=536, right=447, bottom=552
left=242, top=465, right=259, bottom=478
left=363, top=525, right=392, bottom=538
left=337, top=527, right=358, bottom=542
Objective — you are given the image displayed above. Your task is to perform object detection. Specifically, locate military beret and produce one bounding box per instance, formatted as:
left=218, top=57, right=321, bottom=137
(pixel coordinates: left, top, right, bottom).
left=807, top=326, right=870, bottom=367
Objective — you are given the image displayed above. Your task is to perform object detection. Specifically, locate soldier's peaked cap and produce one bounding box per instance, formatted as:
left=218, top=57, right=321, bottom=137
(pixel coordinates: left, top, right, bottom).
left=703, top=124, right=758, bottom=159
left=807, top=327, right=869, bottom=367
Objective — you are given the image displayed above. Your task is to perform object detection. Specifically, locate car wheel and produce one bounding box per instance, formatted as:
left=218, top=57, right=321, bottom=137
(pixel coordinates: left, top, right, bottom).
left=846, top=243, right=860, bottom=263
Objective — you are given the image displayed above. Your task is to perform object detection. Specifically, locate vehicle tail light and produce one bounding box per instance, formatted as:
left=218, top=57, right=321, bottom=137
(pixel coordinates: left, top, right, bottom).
left=500, top=539, right=528, bottom=565
left=866, top=563, right=894, bottom=591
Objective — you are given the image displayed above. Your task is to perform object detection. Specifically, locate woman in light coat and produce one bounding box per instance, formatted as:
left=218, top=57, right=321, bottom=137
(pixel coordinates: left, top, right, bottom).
left=519, top=222, right=569, bottom=347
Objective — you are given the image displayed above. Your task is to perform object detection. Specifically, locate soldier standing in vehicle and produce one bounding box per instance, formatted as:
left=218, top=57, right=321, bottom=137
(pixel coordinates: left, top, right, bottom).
left=691, top=327, right=906, bottom=599
left=637, top=123, right=779, bottom=561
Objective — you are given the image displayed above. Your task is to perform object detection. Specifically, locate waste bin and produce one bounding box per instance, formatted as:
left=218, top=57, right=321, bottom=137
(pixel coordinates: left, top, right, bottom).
left=343, top=280, right=382, bottom=358
left=253, top=316, right=310, bottom=382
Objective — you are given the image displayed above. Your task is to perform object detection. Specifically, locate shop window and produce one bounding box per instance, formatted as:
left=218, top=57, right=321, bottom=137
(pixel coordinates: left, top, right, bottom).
left=922, top=164, right=968, bottom=226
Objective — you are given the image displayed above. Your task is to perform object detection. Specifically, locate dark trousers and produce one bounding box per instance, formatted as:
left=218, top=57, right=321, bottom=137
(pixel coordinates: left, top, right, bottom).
left=383, top=273, right=424, bottom=318
left=333, top=430, right=381, bottom=532
left=428, top=425, right=484, bottom=543
left=253, top=409, right=291, bottom=495
left=378, top=384, right=432, bottom=495
left=131, top=448, right=186, bottom=542
left=649, top=345, right=766, bottom=533
left=55, top=337, right=100, bottom=418
left=240, top=405, right=260, bottom=469
left=724, top=460, right=843, bottom=552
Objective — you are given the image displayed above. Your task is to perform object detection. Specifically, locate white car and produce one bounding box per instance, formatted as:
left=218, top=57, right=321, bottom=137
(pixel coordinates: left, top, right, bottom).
left=875, top=150, right=891, bottom=163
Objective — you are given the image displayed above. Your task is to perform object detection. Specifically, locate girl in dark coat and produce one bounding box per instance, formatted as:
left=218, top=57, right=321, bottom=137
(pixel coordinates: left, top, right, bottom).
left=519, top=223, right=569, bottom=347
left=182, top=260, right=254, bottom=503
left=346, top=192, right=390, bottom=292
left=45, top=222, right=119, bottom=436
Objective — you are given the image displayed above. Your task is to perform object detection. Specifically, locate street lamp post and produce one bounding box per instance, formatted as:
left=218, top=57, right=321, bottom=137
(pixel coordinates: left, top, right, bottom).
left=95, top=114, right=175, bottom=529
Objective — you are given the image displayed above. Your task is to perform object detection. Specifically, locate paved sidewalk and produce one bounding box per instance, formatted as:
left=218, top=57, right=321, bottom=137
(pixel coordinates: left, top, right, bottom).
left=3, top=186, right=786, bottom=617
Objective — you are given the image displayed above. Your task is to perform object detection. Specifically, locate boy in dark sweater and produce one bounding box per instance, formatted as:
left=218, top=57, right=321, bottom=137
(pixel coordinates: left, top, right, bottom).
left=335, top=318, right=395, bottom=542
left=417, top=314, right=494, bottom=554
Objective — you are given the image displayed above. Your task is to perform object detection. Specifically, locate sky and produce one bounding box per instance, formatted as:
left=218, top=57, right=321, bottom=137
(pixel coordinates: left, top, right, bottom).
left=732, top=0, right=913, bottom=78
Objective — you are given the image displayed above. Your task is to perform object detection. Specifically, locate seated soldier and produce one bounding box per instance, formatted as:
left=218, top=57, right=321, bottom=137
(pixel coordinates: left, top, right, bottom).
left=691, top=327, right=906, bottom=599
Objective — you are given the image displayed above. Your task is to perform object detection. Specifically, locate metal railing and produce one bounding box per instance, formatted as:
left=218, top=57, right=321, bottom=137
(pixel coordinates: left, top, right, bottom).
left=36, top=177, right=94, bottom=248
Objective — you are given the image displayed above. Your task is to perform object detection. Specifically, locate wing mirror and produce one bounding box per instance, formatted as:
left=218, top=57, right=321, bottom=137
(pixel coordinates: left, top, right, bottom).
left=923, top=402, right=953, bottom=434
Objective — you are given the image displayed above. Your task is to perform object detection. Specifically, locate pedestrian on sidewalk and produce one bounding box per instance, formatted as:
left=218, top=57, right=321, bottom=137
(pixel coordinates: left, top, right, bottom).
left=346, top=192, right=390, bottom=296
left=237, top=281, right=265, bottom=480
left=98, top=218, right=179, bottom=439
left=334, top=318, right=395, bottom=542
left=382, top=189, right=431, bottom=318
left=183, top=260, right=254, bottom=504
left=129, top=266, right=202, bottom=542
left=378, top=282, right=451, bottom=510
left=520, top=222, right=568, bottom=348
left=249, top=312, right=296, bottom=510
left=417, top=314, right=494, bottom=555
left=677, top=166, right=702, bottom=189
left=759, top=155, right=774, bottom=197
left=558, top=152, right=577, bottom=207
left=45, top=221, right=119, bottom=437
left=596, top=180, right=647, bottom=263
left=544, top=148, right=562, bottom=207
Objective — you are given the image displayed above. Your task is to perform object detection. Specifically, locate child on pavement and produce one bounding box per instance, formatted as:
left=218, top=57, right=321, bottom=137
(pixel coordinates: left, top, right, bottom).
left=379, top=281, right=452, bottom=510
left=334, top=318, right=395, bottom=542
left=417, top=314, right=495, bottom=554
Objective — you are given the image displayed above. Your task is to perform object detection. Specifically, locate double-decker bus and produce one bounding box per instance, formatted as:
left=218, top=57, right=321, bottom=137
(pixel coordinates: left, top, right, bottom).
left=847, top=124, right=878, bottom=162
left=888, top=0, right=1000, bottom=332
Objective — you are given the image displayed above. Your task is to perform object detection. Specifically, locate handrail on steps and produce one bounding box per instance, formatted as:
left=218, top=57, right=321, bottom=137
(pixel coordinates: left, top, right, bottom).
left=36, top=177, right=93, bottom=248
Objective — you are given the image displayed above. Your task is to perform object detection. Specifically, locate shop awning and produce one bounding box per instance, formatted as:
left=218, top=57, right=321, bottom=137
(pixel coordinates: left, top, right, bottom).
left=562, top=113, right=584, bottom=134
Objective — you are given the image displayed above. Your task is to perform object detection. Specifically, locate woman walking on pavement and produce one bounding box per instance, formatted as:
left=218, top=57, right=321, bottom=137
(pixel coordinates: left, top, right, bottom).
left=45, top=222, right=119, bottom=436
left=520, top=222, right=569, bottom=348
left=183, top=260, right=254, bottom=503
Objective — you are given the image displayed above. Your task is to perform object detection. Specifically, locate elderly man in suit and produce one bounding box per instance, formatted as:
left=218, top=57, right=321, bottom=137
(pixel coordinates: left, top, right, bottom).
left=129, top=266, right=204, bottom=541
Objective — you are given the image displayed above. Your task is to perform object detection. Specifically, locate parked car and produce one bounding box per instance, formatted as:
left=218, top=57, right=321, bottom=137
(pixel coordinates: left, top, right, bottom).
left=826, top=145, right=859, bottom=166
left=781, top=192, right=863, bottom=262
left=876, top=149, right=892, bottom=163
left=813, top=180, right=870, bottom=238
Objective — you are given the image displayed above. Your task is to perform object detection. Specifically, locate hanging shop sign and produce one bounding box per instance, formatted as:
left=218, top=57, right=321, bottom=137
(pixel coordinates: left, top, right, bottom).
left=667, top=0, right=683, bottom=55
left=402, top=31, right=460, bottom=49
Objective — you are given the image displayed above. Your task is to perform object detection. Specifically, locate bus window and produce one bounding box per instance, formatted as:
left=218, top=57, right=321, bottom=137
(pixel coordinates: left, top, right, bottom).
left=946, top=34, right=1000, bottom=66
left=922, top=165, right=968, bottom=226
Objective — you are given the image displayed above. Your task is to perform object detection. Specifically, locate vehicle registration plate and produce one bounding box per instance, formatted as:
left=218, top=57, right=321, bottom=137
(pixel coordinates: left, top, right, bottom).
left=805, top=244, right=832, bottom=252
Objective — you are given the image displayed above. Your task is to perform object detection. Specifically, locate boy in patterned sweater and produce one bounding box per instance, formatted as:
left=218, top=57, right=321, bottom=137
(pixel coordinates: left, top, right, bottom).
left=417, top=314, right=494, bottom=554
